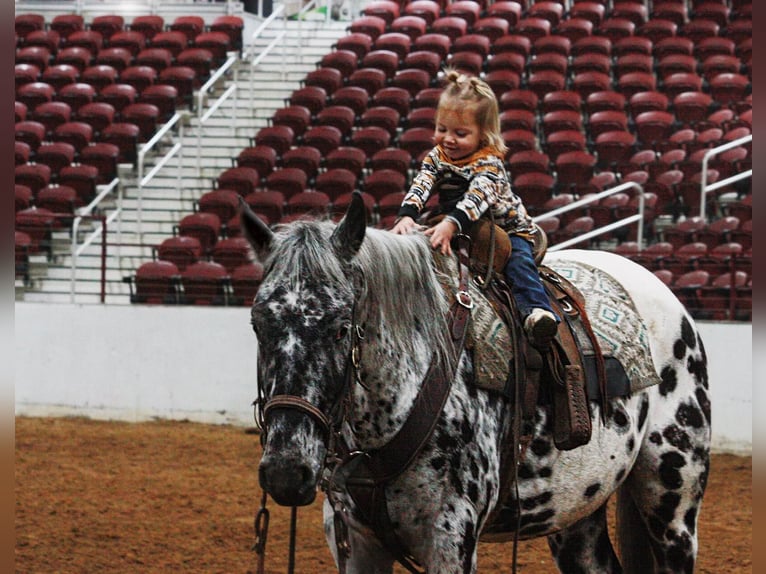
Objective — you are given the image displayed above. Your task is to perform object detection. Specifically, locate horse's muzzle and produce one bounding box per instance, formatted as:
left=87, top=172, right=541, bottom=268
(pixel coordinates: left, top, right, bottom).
left=259, top=454, right=319, bottom=506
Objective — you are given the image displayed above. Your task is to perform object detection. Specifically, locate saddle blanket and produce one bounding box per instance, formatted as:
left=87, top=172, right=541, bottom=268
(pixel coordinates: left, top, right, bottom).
left=470, top=260, right=661, bottom=395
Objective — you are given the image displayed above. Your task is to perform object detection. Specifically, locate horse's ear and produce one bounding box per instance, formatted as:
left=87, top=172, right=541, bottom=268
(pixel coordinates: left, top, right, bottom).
left=331, top=191, right=367, bottom=261
left=239, top=196, right=273, bottom=258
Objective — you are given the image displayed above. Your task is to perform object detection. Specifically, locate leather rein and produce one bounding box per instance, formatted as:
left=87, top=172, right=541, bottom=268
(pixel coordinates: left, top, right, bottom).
left=255, top=237, right=475, bottom=574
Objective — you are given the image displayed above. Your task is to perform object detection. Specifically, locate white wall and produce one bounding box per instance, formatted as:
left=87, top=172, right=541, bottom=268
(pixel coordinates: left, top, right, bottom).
left=14, top=303, right=752, bottom=453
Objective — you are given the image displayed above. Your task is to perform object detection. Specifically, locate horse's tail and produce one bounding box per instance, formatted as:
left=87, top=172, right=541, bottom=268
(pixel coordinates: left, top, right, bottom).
left=615, top=484, right=655, bottom=574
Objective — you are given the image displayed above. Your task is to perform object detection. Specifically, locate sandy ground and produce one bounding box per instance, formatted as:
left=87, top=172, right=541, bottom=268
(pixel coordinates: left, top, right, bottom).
left=15, top=417, right=751, bottom=573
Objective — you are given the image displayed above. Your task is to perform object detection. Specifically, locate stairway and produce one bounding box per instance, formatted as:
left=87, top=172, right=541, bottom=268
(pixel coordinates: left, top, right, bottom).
left=19, top=16, right=350, bottom=305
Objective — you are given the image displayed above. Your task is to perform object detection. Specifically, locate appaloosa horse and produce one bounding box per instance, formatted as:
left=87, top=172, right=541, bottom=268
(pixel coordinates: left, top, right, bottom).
left=242, top=193, right=711, bottom=574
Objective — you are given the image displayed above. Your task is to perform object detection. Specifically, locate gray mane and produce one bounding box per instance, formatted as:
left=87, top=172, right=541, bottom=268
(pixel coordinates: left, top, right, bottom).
left=263, top=220, right=454, bottom=370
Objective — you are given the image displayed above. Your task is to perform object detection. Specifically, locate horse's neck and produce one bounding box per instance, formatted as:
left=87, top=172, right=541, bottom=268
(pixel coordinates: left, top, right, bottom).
left=347, top=323, right=433, bottom=450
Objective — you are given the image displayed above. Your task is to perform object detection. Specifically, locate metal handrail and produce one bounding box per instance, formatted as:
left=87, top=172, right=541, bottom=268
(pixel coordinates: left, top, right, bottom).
left=243, top=5, right=287, bottom=62
left=136, top=113, right=185, bottom=242
left=70, top=177, right=121, bottom=303
left=197, top=54, right=239, bottom=122
left=534, top=181, right=646, bottom=251
left=699, top=133, right=752, bottom=222
left=196, top=81, right=238, bottom=174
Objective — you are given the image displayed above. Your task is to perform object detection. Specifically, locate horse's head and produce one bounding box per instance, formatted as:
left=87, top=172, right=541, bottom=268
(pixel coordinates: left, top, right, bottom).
left=241, top=193, right=367, bottom=506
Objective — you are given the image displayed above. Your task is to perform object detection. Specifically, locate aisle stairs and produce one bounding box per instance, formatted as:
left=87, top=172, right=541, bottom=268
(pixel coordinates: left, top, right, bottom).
left=19, top=14, right=350, bottom=304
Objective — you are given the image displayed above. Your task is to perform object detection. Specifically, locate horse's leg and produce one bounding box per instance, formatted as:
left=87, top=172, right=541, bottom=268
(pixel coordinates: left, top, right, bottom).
left=323, top=499, right=395, bottom=574
left=618, top=328, right=711, bottom=574
left=547, top=502, right=622, bottom=574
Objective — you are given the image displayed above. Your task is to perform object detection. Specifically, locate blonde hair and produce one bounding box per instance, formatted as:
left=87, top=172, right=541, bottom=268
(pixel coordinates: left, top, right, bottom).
left=437, top=69, right=508, bottom=155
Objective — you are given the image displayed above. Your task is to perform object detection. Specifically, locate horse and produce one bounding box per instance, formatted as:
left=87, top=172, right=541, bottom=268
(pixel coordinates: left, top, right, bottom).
left=241, top=193, right=711, bottom=574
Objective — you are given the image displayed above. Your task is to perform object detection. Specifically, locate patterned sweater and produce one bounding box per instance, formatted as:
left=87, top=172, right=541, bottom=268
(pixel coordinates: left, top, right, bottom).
left=397, top=145, right=537, bottom=237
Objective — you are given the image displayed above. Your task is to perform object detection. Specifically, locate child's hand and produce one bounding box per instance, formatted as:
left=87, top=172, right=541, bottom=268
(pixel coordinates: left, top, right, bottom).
left=391, top=216, right=418, bottom=235
left=424, top=219, right=457, bottom=256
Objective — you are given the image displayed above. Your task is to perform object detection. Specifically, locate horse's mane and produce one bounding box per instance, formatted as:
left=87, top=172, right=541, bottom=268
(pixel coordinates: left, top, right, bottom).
left=265, top=220, right=454, bottom=370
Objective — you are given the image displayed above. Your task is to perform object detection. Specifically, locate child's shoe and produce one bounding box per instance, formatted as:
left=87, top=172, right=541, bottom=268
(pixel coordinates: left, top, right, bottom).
left=524, top=308, right=558, bottom=349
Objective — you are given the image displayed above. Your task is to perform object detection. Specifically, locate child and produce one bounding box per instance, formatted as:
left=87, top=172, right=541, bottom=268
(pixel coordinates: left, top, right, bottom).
left=391, top=70, right=559, bottom=349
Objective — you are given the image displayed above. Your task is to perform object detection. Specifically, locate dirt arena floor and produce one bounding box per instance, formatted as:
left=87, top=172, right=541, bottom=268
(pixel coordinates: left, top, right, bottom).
left=15, top=417, right=750, bottom=573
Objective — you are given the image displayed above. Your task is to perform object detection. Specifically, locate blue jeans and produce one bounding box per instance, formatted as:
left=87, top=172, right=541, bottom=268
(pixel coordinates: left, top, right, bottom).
left=504, top=235, right=560, bottom=321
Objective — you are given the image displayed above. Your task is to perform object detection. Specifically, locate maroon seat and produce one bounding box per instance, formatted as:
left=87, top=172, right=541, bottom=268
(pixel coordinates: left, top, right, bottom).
left=15, top=207, right=57, bottom=255
left=15, top=101, right=28, bottom=123
left=515, top=16, right=552, bottom=42
left=335, top=32, right=374, bottom=60
left=282, top=146, right=323, bottom=180
left=150, top=31, right=187, bottom=58
left=350, top=126, right=392, bottom=158
left=375, top=32, right=412, bottom=60
left=178, top=212, right=221, bottom=253
left=314, top=169, right=358, bottom=201
left=404, top=1, right=441, bottom=27
left=447, top=51, right=484, bottom=76
left=81, top=64, right=119, bottom=91
left=331, top=191, right=376, bottom=221
left=121, top=103, right=159, bottom=141
left=397, top=127, right=433, bottom=158
left=230, top=263, right=264, bottom=305
left=17, top=81, right=54, bottom=110
left=15, top=184, right=33, bottom=212
left=211, top=237, right=252, bottom=273
left=158, top=66, right=197, bottom=101
left=237, top=146, right=278, bottom=179
left=30, top=101, right=71, bottom=136
left=502, top=128, right=538, bottom=158
left=527, top=1, right=564, bottom=27
left=555, top=151, right=597, bottom=193
left=253, top=125, right=295, bottom=157
left=136, top=48, right=173, bottom=73
left=56, top=46, right=94, bottom=72
left=16, top=46, right=51, bottom=71
left=139, top=84, right=178, bottom=122
left=361, top=50, right=399, bottom=79
left=64, top=30, right=103, bottom=55
left=210, top=15, right=244, bottom=55
left=653, top=36, right=694, bottom=60
left=90, top=14, right=124, bottom=41
left=509, top=172, right=555, bottom=214
left=100, top=122, right=140, bottom=163
left=363, top=169, right=407, bottom=201
left=52, top=14, right=85, bottom=40
left=179, top=261, right=230, bottom=305
left=348, top=67, right=388, bottom=95
left=35, top=184, right=80, bottom=220
left=305, top=67, right=345, bottom=96
left=370, top=147, right=412, bottom=176
left=58, top=164, right=100, bottom=203
left=25, top=29, right=61, bottom=54
left=198, top=188, right=240, bottom=223
left=52, top=121, right=94, bottom=152
left=594, top=130, right=637, bottom=170
left=349, top=15, right=387, bottom=42
left=217, top=166, right=261, bottom=197
left=108, top=30, right=146, bottom=56
left=79, top=142, right=120, bottom=182
left=169, top=15, right=205, bottom=43
left=98, top=83, right=138, bottom=113
left=550, top=216, right=595, bottom=247
left=671, top=269, right=711, bottom=313
left=35, top=142, right=76, bottom=175
left=445, top=1, right=481, bottom=27
left=325, top=147, right=368, bottom=177
left=15, top=141, right=31, bottom=166
left=288, top=86, right=328, bottom=116
left=15, top=14, right=46, bottom=40
left=484, top=69, right=522, bottom=98
left=132, top=260, right=180, bottom=305
left=15, top=63, right=41, bottom=90
left=377, top=191, right=407, bottom=219
left=414, top=32, right=452, bottom=59
left=193, top=31, right=231, bottom=64
left=244, top=190, right=285, bottom=223
left=315, top=105, right=356, bottom=136
left=359, top=106, right=401, bottom=136
left=265, top=168, right=308, bottom=200
left=390, top=15, right=429, bottom=42
left=285, top=191, right=332, bottom=217
left=320, top=50, right=359, bottom=79
left=177, top=48, right=214, bottom=84
left=157, top=235, right=203, bottom=271
left=303, top=125, right=344, bottom=156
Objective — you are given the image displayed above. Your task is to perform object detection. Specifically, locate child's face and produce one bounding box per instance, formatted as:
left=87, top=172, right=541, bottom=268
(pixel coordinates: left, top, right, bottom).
left=434, top=106, right=482, bottom=162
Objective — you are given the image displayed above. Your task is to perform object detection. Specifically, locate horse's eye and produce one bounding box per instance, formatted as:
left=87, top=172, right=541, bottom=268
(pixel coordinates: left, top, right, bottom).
left=336, top=323, right=351, bottom=340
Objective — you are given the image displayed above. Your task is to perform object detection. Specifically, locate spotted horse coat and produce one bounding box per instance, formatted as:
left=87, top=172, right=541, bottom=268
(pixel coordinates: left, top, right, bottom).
left=243, top=193, right=711, bottom=574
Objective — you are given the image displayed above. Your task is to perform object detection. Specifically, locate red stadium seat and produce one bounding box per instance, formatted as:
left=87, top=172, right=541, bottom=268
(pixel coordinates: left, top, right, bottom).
left=157, top=235, right=203, bottom=271
left=131, top=260, right=179, bottom=305
left=180, top=261, right=229, bottom=305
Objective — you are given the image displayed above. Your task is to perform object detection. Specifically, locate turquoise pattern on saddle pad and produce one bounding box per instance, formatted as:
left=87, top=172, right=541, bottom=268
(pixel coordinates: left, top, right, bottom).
left=547, top=260, right=661, bottom=392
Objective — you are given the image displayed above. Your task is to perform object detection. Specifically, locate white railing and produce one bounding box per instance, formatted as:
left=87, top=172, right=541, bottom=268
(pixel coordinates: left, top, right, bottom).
left=69, top=177, right=121, bottom=303
left=699, top=134, right=752, bottom=222
left=534, top=181, right=647, bottom=251
left=195, top=54, right=240, bottom=173
left=136, top=112, right=186, bottom=242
